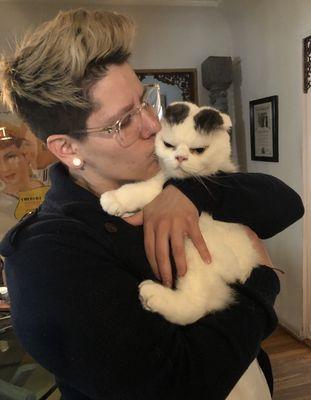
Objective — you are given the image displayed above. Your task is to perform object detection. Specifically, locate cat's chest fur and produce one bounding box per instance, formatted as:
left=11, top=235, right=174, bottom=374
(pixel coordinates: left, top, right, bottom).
left=190, top=213, right=259, bottom=287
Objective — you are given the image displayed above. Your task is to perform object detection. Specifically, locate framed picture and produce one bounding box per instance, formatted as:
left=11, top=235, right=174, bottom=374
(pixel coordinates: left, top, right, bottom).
left=250, top=96, right=279, bottom=162
left=135, top=69, right=198, bottom=106
left=0, top=107, right=56, bottom=238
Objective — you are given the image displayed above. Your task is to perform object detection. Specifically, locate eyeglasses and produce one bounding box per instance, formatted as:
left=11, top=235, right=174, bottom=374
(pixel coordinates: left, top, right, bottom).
left=75, top=84, right=162, bottom=147
left=0, top=127, right=14, bottom=141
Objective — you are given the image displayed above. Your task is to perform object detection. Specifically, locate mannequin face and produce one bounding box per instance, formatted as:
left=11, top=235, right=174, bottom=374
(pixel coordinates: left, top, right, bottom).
left=0, top=142, right=30, bottom=190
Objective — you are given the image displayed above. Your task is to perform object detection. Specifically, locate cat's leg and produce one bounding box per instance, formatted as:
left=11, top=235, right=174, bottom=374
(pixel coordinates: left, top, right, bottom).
left=139, top=269, right=234, bottom=326
left=138, top=279, right=205, bottom=325
left=100, top=171, right=165, bottom=216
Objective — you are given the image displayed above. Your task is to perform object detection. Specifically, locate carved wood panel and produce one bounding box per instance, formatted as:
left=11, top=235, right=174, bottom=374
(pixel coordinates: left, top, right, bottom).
left=304, top=35, right=311, bottom=94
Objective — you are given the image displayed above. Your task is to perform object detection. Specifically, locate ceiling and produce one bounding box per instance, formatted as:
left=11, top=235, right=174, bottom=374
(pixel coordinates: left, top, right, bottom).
left=0, top=0, right=222, bottom=6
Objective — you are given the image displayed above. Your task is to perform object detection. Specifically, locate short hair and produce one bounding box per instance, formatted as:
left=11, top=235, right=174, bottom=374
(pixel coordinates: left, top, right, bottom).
left=0, top=8, right=135, bottom=142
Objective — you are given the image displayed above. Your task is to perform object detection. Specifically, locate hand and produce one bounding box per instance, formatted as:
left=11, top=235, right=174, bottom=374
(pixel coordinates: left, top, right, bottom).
left=123, top=185, right=211, bottom=288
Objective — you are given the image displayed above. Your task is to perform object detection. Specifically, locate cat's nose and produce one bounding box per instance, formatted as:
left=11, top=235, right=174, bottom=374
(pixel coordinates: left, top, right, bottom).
left=175, top=155, right=188, bottom=163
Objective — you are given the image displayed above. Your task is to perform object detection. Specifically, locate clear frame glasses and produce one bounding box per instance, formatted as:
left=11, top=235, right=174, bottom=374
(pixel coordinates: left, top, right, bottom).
left=77, top=83, right=162, bottom=147
left=0, top=127, right=14, bottom=141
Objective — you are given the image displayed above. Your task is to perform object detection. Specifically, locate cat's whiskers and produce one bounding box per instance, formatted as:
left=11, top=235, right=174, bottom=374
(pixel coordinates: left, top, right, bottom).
left=180, top=162, right=233, bottom=189
left=202, top=174, right=237, bottom=189
left=189, top=173, right=213, bottom=196
left=179, top=162, right=208, bottom=176
left=175, top=164, right=218, bottom=198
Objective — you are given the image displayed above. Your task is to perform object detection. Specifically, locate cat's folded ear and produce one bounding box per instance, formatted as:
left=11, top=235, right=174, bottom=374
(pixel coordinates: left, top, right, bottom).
left=194, top=107, right=231, bottom=133
left=164, top=102, right=191, bottom=125
left=220, top=112, right=232, bottom=132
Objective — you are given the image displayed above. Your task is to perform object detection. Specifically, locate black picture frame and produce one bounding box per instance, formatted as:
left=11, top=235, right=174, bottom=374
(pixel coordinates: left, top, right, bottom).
left=135, top=69, right=198, bottom=104
left=250, top=96, right=279, bottom=162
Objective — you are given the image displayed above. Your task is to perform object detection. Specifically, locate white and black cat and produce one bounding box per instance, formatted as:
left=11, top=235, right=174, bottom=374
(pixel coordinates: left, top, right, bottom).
left=100, top=102, right=271, bottom=400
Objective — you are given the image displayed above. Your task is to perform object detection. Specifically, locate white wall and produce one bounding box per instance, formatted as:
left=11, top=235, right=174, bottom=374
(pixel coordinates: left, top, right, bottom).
left=220, top=0, right=310, bottom=337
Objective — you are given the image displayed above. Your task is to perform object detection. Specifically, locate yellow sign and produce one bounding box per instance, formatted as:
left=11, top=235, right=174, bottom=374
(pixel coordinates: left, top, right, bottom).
left=14, top=186, right=49, bottom=220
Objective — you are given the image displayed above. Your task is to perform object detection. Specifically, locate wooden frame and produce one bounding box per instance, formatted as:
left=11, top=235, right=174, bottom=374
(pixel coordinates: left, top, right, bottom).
left=249, top=96, right=279, bottom=162
left=135, top=68, right=198, bottom=105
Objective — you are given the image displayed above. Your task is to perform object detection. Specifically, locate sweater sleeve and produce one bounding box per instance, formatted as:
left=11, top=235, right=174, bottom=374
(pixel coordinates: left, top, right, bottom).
left=166, top=172, right=304, bottom=239
left=4, top=227, right=280, bottom=400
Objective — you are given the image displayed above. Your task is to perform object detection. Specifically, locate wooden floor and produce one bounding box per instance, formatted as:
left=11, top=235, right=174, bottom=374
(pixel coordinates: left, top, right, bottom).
left=263, top=326, right=311, bottom=400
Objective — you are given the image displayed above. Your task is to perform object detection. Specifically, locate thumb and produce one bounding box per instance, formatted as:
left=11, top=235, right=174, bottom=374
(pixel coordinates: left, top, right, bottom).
left=122, top=210, right=144, bottom=226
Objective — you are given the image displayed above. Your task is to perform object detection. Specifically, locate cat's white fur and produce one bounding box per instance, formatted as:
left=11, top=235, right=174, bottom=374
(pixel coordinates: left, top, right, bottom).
left=100, top=102, right=271, bottom=400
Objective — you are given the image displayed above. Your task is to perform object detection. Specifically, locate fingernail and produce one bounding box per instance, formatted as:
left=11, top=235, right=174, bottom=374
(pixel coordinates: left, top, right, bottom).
left=163, top=281, right=171, bottom=288
left=205, top=258, right=212, bottom=265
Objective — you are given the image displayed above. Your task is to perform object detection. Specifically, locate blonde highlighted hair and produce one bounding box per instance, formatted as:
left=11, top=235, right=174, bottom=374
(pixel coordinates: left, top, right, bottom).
left=0, top=8, right=135, bottom=141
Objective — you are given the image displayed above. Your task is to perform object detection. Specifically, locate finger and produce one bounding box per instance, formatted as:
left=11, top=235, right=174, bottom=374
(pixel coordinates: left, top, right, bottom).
left=155, top=229, right=172, bottom=287
left=189, top=225, right=212, bottom=264
left=122, top=210, right=143, bottom=226
left=144, top=223, right=160, bottom=280
left=170, top=232, right=187, bottom=277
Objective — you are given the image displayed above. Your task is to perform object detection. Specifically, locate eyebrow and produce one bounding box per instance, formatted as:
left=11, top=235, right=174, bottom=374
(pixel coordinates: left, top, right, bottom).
left=104, top=88, right=145, bottom=126
left=105, top=102, right=134, bottom=125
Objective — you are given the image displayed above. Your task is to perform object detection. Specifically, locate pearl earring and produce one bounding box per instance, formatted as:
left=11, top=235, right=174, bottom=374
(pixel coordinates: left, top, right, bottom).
left=72, top=157, right=83, bottom=168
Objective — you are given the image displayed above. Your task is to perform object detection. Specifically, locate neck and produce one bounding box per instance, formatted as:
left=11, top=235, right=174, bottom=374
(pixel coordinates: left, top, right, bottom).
left=69, top=168, right=121, bottom=197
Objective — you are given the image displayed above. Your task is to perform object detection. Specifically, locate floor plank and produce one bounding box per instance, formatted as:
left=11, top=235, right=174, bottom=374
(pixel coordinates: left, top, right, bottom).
left=263, top=326, right=311, bottom=400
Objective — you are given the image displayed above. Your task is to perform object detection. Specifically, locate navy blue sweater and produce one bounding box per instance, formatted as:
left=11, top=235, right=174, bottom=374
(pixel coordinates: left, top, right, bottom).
left=0, top=163, right=304, bottom=399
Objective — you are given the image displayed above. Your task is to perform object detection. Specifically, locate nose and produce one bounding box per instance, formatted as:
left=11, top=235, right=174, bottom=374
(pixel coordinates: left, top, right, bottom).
left=141, top=109, right=162, bottom=139
left=175, top=155, right=188, bottom=163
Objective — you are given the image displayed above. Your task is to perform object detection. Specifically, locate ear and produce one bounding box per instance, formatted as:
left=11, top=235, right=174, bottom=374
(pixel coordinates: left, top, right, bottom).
left=194, top=108, right=230, bottom=133
left=164, top=102, right=190, bottom=125
left=46, top=134, right=80, bottom=168
left=220, top=112, right=232, bottom=132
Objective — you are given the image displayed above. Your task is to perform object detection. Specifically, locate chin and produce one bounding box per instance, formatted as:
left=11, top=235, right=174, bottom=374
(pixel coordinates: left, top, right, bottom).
left=162, top=162, right=189, bottom=179
left=140, top=160, right=160, bottom=180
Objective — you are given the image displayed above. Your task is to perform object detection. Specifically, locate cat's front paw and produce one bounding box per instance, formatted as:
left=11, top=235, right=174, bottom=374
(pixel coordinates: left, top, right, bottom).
left=139, top=280, right=169, bottom=314
left=100, top=191, right=126, bottom=217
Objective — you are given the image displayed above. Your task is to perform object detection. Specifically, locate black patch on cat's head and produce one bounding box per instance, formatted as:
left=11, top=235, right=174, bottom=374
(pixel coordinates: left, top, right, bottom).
left=194, top=109, right=224, bottom=134
left=164, top=103, right=190, bottom=125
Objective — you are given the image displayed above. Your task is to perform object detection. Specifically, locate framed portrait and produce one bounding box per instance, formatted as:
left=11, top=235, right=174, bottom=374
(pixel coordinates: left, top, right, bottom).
left=0, top=107, right=57, bottom=238
left=249, top=96, right=279, bottom=162
left=135, top=69, right=198, bottom=106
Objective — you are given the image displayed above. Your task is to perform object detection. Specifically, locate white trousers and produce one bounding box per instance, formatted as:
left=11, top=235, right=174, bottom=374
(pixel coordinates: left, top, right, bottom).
left=226, top=360, right=272, bottom=400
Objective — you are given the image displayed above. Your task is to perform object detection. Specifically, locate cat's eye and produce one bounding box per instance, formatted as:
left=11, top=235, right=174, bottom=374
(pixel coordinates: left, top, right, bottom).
left=163, top=141, right=175, bottom=149
left=191, top=147, right=208, bottom=154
